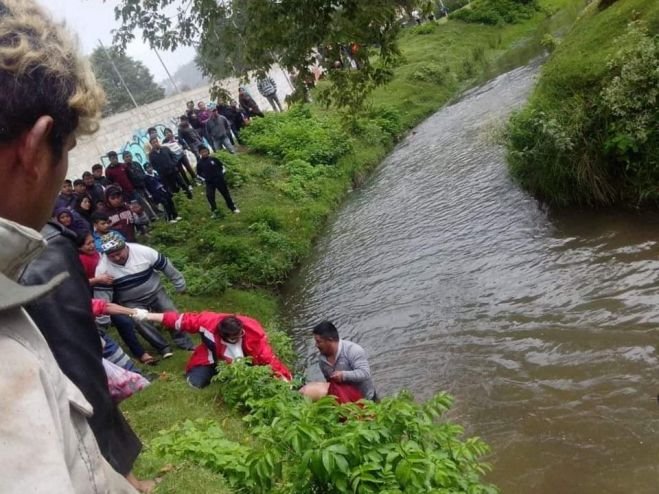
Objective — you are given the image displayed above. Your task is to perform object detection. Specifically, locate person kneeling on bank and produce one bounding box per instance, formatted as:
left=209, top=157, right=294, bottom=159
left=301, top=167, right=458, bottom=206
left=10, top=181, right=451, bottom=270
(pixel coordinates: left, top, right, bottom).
left=132, top=310, right=292, bottom=388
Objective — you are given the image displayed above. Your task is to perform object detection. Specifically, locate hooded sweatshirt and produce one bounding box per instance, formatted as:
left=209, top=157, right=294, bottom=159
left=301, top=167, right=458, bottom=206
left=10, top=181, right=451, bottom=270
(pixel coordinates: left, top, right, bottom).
left=102, top=188, right=136, bottom=242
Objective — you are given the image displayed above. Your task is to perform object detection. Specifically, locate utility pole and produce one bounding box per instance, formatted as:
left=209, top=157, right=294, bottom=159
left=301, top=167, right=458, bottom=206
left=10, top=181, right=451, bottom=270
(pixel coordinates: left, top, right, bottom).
left=97, top=39, right=139, bottom=110
left=153, top=47, right=181, bottom=94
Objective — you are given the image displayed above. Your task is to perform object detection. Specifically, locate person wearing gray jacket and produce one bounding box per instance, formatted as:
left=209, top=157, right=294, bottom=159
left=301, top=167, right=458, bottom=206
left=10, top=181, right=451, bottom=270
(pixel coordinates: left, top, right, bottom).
left=301, top=320, right=376, bottom=402
left=0, top=1, right=136, bottom=491
left=206, top=108, right=235, bottom=154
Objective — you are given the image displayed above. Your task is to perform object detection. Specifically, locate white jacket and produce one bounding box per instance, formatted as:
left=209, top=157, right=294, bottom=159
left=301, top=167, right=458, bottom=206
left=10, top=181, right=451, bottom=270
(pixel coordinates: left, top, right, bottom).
left=0, top=217, right=136, bottom=494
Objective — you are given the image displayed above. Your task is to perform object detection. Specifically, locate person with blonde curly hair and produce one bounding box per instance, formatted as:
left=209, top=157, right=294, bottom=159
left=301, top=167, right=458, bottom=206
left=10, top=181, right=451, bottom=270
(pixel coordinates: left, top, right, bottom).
left=0, top=0, right=141, bottom=492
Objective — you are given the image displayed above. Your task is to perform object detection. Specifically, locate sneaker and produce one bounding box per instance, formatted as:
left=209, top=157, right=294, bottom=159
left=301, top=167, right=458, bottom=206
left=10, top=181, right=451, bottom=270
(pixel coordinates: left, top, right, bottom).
left=188, top=186, right=193, bottom=192
left=168, top=219, right=178, bottom=224
left=175, top=216, right=183, bottom=221
left=211, top=211, right=218, bottom=219
left=233, top=208, right=240, bottom=214
left=162, top=351, right=173, bottom=359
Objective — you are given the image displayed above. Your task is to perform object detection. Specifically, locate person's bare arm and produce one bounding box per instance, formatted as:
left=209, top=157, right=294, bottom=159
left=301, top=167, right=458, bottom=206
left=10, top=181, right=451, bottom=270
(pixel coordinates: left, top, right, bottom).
left=103, top=302, right=138, bottom=317
left=142, top=312, right=164, bottom=324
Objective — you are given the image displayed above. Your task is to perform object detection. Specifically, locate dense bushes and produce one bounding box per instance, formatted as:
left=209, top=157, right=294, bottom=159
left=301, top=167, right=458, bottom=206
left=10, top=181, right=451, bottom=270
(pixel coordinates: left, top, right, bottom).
left=451, top=0, right=539, bottom=25
left=242, top=106, right=352, bottom=165
left=506, top=0, right=659, bottom=207
left=153, top=360, right=497, bottom=494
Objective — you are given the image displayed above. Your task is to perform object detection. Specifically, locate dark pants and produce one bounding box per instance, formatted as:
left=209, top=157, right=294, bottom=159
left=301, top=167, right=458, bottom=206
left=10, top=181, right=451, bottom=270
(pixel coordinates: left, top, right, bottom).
left=133, top=187, right=158, bottom=220
left=111, top=314, right=146, bottom=357
left=178, top=153, right=196, bottom=181
left=161, top=171, right=192, bottom=199
left=206, top=179, right=236, bottom=212
left=186, top=365, right=216, bottom=389
left=154, top=190, right=178, bottom=221
left=176, top=162, right=192, bottom=188
left=123, top=288, right=195, bottom=351
left=265, top=93, right=283, bottom=112
left=112, top=314, right=171, bottom=357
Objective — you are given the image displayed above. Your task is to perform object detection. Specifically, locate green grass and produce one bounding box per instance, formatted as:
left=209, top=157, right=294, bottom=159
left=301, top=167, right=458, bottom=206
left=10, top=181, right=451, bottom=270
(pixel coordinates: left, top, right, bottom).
left=506, top=0, right=659, bottom=206
left=121, top=2, right=579, bottom=490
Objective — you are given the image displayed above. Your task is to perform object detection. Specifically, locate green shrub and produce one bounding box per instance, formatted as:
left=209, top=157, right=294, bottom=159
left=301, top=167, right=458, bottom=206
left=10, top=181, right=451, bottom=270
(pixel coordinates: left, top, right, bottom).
left=540, top=33, right=559, bottom=52
left=410, top=21, right=437, bottom=35
left=409, top=62, right=451, bottom=84
left=243, top=105, right=352, bottom=165
left=243, top=206, right=284, bottom=231
left=182, top=265, right=230, bottom=296
left=600, top=22, right=659, bottom=179
left=444, top=0, right=470, bottom=11
left=451, top=0, right=539, bottom=25
left=366, top=106, right=404, bottom=136
left=506, top=16, right=659, bottom=206
left=154, top=360, right=498, bottom=494
left=217, top=153, right=250, bottom=188
left=351, top=105, right=405, bottom=145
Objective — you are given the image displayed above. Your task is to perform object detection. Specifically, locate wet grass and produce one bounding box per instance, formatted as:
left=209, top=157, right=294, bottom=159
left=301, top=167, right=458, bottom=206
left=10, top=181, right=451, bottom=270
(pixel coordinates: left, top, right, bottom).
left=121, top=1, right=578, bottom=490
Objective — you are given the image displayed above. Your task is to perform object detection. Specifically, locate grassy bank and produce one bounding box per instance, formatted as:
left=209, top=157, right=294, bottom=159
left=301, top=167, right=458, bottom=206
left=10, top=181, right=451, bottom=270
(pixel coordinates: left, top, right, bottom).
left=506, top=0, right=659, bottom=207
left=121, top=3, right=576, bottom=491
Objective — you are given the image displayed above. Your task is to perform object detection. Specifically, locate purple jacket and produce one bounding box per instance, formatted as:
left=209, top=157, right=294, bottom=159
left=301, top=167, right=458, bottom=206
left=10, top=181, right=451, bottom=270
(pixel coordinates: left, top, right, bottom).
left=53, top=193, right=76, bottom=213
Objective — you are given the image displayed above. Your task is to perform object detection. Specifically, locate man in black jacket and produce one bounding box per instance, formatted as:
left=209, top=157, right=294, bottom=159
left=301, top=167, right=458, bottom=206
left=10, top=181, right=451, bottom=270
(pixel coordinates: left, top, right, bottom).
left=177, top=115, right=203, bottom=158
left=18, top=221, right=154, bottom=492
left=148, top=137, right=192, bottom=199
left=196, top=145, right=239, bottom=218
left=122, top=150, right=158, bottom=221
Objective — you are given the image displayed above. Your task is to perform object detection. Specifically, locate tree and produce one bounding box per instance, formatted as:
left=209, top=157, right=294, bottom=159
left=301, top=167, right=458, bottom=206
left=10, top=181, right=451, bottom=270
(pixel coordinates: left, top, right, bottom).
left=90, top=46, right=165, bottom=116
left=112, top=0, right=428, bottom=110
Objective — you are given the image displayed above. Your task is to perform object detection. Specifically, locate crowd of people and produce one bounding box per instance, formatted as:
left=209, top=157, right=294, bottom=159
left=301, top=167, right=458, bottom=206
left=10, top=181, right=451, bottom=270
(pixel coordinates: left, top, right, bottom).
left=0, top=2, right=375, bottom=493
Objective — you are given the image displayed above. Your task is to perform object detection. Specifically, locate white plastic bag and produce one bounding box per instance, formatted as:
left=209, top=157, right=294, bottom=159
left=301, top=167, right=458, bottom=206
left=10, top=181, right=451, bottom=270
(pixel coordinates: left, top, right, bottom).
left=102, top=358, right=150, bottom=403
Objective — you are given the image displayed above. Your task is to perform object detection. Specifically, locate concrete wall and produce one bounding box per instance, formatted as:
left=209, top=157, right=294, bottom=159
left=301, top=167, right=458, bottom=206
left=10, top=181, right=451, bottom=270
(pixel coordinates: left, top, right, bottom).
left=67, top=68, right=292, bottom=179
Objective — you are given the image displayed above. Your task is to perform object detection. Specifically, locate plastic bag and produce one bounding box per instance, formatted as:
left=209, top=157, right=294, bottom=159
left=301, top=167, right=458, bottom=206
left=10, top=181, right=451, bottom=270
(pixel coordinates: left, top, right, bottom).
left=102, top=358, right=150, bottom=403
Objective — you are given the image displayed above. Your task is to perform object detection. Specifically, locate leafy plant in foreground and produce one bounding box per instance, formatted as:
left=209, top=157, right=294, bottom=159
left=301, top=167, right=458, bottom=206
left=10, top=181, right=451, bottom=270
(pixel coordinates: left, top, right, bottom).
left=154, top=360, right=498, bottom=494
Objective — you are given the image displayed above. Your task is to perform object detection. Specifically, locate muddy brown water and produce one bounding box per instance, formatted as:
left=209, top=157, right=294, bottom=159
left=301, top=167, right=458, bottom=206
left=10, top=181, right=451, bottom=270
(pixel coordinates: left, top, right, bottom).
left=282, top=62, right=659, bottom=493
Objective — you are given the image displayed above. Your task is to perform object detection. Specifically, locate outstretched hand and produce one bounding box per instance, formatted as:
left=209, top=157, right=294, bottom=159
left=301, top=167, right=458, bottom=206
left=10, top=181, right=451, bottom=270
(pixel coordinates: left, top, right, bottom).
left=130, top=308, right=150, bottom=322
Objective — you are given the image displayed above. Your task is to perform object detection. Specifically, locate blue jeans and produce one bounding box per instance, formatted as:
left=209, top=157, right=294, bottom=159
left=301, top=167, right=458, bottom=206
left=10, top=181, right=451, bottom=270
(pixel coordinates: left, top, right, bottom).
left=212, top=135, right=235, bottom=154
left=186, top=365, right=216, bottom=389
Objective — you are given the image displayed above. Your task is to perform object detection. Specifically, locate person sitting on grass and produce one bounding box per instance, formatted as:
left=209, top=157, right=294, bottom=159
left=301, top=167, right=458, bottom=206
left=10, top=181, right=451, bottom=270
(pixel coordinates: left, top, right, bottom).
left=300, top=321, right=377, bottom=404
left=133, top=309, right=292, bottom=388
left=94, top=231, right=195, bottom=352
left=196, top=145, right=240, bottom=218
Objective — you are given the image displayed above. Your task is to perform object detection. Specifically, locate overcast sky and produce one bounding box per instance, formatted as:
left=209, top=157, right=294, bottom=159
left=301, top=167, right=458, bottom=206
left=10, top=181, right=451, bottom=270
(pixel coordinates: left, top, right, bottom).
left=39, top=0, right=196, bottom=82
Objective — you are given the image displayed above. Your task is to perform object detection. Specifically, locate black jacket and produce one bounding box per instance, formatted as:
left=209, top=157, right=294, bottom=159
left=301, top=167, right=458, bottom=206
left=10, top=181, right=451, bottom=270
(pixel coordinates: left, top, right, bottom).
left=178, top=123, right=202, bottom=148
left=197, top=156, right=226, bottom=183
left=148, top=147, right=179, bottom=177
left=18, top=222, right=141, bottom=475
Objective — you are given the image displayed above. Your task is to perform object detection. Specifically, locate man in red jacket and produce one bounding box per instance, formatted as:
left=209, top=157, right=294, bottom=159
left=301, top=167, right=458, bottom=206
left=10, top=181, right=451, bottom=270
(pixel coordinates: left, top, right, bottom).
left=105, top=151, right=135, bottom=200
left=136, top=310, right=292, bottom=388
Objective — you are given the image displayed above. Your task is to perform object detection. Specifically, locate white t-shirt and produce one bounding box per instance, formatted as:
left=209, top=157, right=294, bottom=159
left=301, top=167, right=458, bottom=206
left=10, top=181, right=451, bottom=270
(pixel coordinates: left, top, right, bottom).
left=222, top=339, right=244, bottom=360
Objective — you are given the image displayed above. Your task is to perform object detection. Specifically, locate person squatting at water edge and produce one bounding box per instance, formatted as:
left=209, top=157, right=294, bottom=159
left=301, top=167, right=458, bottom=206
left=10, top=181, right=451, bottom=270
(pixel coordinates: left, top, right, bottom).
left=300, top=320, right=378, bottom=403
